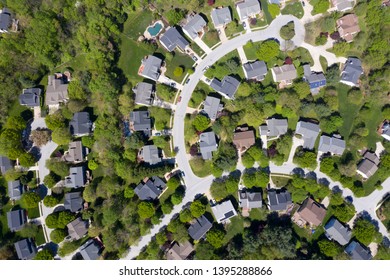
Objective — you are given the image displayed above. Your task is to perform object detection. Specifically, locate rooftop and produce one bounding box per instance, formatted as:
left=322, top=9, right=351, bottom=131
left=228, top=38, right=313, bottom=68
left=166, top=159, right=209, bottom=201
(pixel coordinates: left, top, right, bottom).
left=80, top=239, right=102, bottom=260
left=188, top=215, right=213, bottom=240
left=243, top=60, right=268, bottom=81
left=64, top=141, right=85, bottom=163
left=134, top=176, right=166, bottom=201
left=210, top=76, right=240, bottom=100
left=69, top=112, right=92, bottom=136
left=159, top=27, right=189, bottom=52
left=337, top=14, right=360, bottom=42
left=211, top=7, right=232, bottom=28
left=14, top=239, right=37, bottom=260
left=64, top=167, right=86, bottom=189
left=267, top=189, right=292, bottom=211
left=19, top=88, right=41, bottom=107
left=138, top=55, right=162, bottom=81
left=238, top=189, right=262, bottom=209
left=233, top=128, right=255, bottom=151
left=236, top=0, right=261, bottom=21
left=140, top=145, right=162, bottom=165
left=45, top=75, right=69, bottom=106
left=271, top=64, right=297, bottom=82
left=132, top=82, right=154, bottom=106
left=202, top=96, right=222, bottom=120
left=295, top=121, right=320, bottom=150
left=318, top=135, right=346, bottom=155
left=7, top=209, right=27, bottom=232
left=324, top=218, right=352, bottom=245
left=340, top=57, right=363, bottom=86
left=0, top=7, right=11, bottom=31
left=199, top=131, right=218, bottom=160
left=211, top=200, right=237, bottom=223
left=0, top=156, right=12, bottom=174
left=183, top=14, right=207, bottom=39
left=8, top=180, right=23, bottom=201
left=166, top=241, right=194, bottom=260
left=64, top=192, right=83, bottom=212
left=295, top=197, right=327, bottom=227
left=260, top=118, right=288, bottom=137
left=67, top=217, right=89, bottom=240
left=130, top=110, right=152, bottom=137
left=345, top=241, right=372, bottom=260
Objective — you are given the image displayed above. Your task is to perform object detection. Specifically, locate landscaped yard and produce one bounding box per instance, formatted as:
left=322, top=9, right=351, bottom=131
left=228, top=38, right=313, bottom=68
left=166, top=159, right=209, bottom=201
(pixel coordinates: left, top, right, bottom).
left=281, top=1, right=304, bottom=19
left=223, top=214, right=244, bottom=245
left=270, top=175, right=291, bottom=187
left=164, top=53, right=194, bottom=83
left=243, top=41, right=262, bottom=61
left=259, top=0, right=273, bottom=24
left=204, top=49, right=245, bottom=80
left=35, top=226, right=46, bottom=245
left=203, top=28, right=220, bottom=48
left=337, top=83, right=360, bottom=141
left=377, top=196, right=390, bottom=231
left=189, top=157, right=212, bottom=177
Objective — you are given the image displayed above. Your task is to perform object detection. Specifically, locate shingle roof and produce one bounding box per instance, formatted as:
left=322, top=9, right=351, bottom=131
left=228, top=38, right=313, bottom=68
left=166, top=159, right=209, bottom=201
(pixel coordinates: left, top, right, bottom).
left=340, top=57, right=363, bottom=86
left=130, top=110, right=152, bottom=137
left=14, top=239, right=37, bottom=260
left=324, top=218, right=352, bottom=245
left=271, top=64, right=297, bottom=82
left=337, top=14, right=360, bottom=42
left=357, top=152, right=379, bottom=179
left=7, top=209, right=27, bottom=232
left=296, top=197, right=327, bottom=226
left=211, top=200, right=237, bottom=223
left=238, top=189, right=262, bottom=209
left=8, top=180, right=23, bottom=200
left=159, top=27, right=189, bottom=52
left=202, top=96, right=222, bottom=120
left=64, top=167, right=86, bottom=189
left=331, top=0, right=354, bottom=11
left=188, top=215, right=213, bottom=240
left=264, top=118, right=288, bottom=137
left=318, top=135, right=346, bottom=155
left=345, top=241, right=372, bottom=260
left=199, top=131, right=217, bottom=160
left=0, top=156, right=12, bottom=174
left=67, top=217, right=89, bottom=240
left=132, top=82, right=154, bottom=106
left=166, top=241, right=194, bottom=260
left=295, top=121, right=320, bottom=150
left=19, top=88, right=41, bottom=107
left=69, top=112, right=92, bottom=136
left=141, top=145, right=162, bottom=165
left=45, top=75, right=69, bottom=106
left=210, top=75, right=240, bottom=99
left=211, top=7, right=232, bottom=28
left=80, top=239, right=102, bottom=260
left=303, top=65, right=326, bottom=93
left=0, top=8, right=11, bottom=31
left=64, top=141, right=85, bottom=163
left=134, top=176, right=166, bottom=201
left=64, top=192, right=83, bottom=212
left=236, top=0, right=261, bottom=21
left=243, top=60, right=268, bottom=80
left=138, top=55, right=162, bottom=81
left=267, top=189, right=292, bottom=211
left=233, top=129, right=255, bottom=150
left=183, top=14, right=207, bottom=39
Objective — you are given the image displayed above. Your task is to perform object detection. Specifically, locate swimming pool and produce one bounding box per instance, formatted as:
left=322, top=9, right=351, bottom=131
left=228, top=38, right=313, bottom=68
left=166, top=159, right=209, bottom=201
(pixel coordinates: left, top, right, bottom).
left=147, top=22, right=163, bottom=37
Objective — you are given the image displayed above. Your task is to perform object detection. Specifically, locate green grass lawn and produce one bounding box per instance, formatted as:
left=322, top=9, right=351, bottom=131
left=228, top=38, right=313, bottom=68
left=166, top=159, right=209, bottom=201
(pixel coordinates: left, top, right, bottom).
left=377, top=197, right=390, bottom=231
left=122, top=11, right=154, bottom=40
left=223, top=215, right=244, bottom=244
left=319, top=55, right=328, bottom=72
left=204, top=49, right=245, bottom=80
left=189, top=157, right=212, bottom=177
left=243, top=41, right=262, bottom=61
left=337, top=84, right=360, bottom=141
left=35, top=226, right=46, bottom=245
left=164, top=53, right=194, bottom=83
left=259, top=0, right=274, bottom=24
left=27, top=207, right=40, bottom=219
left=281, top=1, right=304, bottom=19
left=362, top=101, right=382, bottom=149
left=203, top=28, right=220, bottom=48
left=270, top=175, right=291, bottom=187
left=184, top=114, right=197, bottom=152
left=118, top=37, right=151, bottom=79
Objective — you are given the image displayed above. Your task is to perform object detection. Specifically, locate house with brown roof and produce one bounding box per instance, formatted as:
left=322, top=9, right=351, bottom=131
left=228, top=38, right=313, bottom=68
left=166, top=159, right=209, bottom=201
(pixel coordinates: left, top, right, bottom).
left=45, top=74, right=69, bottom=109
left=337, top=14, right=360, bottom=43
left=64, top=141, right=86, bottom=163
left=166, top=241, right=194, bottom=260
left=233, top=127, right=255, bottom=151
left=293, top=197, right=327, bottom=227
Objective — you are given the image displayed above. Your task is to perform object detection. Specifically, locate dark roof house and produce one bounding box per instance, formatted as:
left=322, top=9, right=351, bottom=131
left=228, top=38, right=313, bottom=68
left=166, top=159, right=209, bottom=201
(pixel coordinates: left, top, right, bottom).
left=19, top=88, right=41, bottom=107
left=64, top=167, right=86, bottom=189
left=0, top=156, right=12, bottom=174
left=70, top=112, right=92, bottom=137
left=45, top=75, right=69, bottom=106
left=340, top=57, right=363, bottom=87
left=67, top=217, right=89, bottom=240
left=211, top=200, right=237, bottom=223
left=140, top=145, right=162, bottom=165
left=8, top=180, right=23, bottom=200
left=64, top=192, right=83, bottom=212
left=267, top=189, right=292, bottom=211
left=188, top=215, right=213, bottom=240
left=64, top=141, right=86, bottom=163
left=345, top=241, right=372, bottom=260
left=0, top=7, right=11, bottom=33
left=210, top=75, right=240, bottom=100
left=357, top=151, right=379, bottom=179
left=159, top=27, right=189, bottom=52
left=7, top=209, right=27, bottom=232
left=183, top=14, right=207, bottom=40
left=14, top=239, right=37, bottom=260
left=138, top=55, right=162, bottom=81
left=134, top=176, right=166, bottom=201
left=295, top=121, right=320, bottom=150
left=238, top=189, right=262, bottom=210
left=130, top=110, right=152, bottom=138
left=293, top=197, right=327, bottom=227
left=318, top=135, right=346, bottom=155
left=166, top=241, right=194, bottom=260
left=211, top=7, right=232, bottom=28
left=202, top=96, right=223, bottom=120
left=80, top=239, right=102, bottom=260
left=324, top=218, right=352, bottom=245
left=132, top=82, right=154, bottom=106
left=243, top=60, right=267, bottom=81
left=199, top=131, right=218, bottom=160
left=303, top=65, right=326, bottom=94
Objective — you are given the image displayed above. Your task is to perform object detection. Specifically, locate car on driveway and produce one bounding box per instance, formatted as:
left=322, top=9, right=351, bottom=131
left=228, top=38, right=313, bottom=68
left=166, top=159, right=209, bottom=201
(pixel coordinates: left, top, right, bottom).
left=217, top=29, right=221, bottom=35
left=202, top=65, right=210, bottom=72
left=191, top=55, right=198, bottom=62
left=242, top=21, right=246, bottom=28
left=302, top=1, right=305, bottom=6
left=170, top=82, right=176, bottom=88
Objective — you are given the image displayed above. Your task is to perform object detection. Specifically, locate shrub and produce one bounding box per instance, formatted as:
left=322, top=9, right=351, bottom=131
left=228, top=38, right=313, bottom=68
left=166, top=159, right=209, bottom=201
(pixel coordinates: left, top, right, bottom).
left=50, top=228, right=68, bottom=243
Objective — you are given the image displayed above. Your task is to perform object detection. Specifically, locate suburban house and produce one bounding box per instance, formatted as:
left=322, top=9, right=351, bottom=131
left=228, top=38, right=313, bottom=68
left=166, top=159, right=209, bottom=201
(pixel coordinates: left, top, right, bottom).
left=45, top=74, right=69, bottom=108
left=356, top=151, right=379, bottom=179
left=380, top=121, right=390, bottom=141
left=64, top=166, right=86, bottom=189
left=259, top=118, right=288, bottom=138
left=132, top=82, right=155, bottom=106
left=209, top=75, right=240, bottom=99
left=233, top=127, right=255, bottom=151
left=69, top=112, right=93, bottom=137
left=293, top=197, right=327, bottom=227
left=67, top=217, right=89, bottom=240
left=236, top=0, right=262, bottom=22
left=295, top=121, right=320, bottom=150
left=130, top=110, right=152, bottom=138
left=271, top=64, right=297, bottom=85
left=0, top=156, right=12, bottom=174
left=14, top=239, right=37, bottom=260
left=238, top=189, right=262, bottom=214
left=64, top=192, right=83, bottom=212
left=64, top=141, right=86, bottom=163
left=345, top=241, right=372, bottom=260
left=183, top=14, right=207, bottom=40
left=324, top=218, right=352, bottom=246
left=340, top=57, right=364, bottom=87
left=318, top=135, right=346, bottom=155
left=188, top=215, right=213, bottom=240
left=199, top=131, right=218, bottom=160
left=303, top=65, right=326, bottom=94
left=337, top=14, right=360, bottom=43
left=211, top=200, right=238, bottom=223
left=202, top=95, right=223, bottom=120
left=138, top=55, right=163, bottom=81
left=0, top=7, right=11, bottom=33
left=243, top=60, right=268, bottom=81
left=19, top=88, right=41, bottom=108
left=7, top=180, right=23, bottom=201
left=331, top=0, right=354, bottom=12
left=166, top=241, right=194, bottom=260
left=267, top=189, right=292, bottom=211
left=7, top=209, right=27, bottom=232
left=134, top=176, right=166, bottom=201
left=139, top=145, right=162, bottom=165
left=159, top=27, right=189, bottom=52
left=211, top=7, right=232, bottom=28
left=80, top=239, right=102, bottom=260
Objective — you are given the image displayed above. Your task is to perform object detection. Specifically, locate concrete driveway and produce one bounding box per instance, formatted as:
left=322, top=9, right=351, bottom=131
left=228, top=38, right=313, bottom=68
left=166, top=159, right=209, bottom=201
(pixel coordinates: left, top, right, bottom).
left=194, top=37, right=212, bottom=54
left=217, top=27, right=228, bottom=43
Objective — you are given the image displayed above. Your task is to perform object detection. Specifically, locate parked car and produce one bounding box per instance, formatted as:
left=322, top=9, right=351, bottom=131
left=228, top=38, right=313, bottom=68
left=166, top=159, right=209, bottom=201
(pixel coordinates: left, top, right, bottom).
left=177, top=96, right=182, bottom=102
left=217, top=29, right=221, bottom=35
left=170, top=82, right=176, bottom=88
left=302, top=1, right=305, bottom=6
left=155, top=132, right=161, bottom=136
left=186, top=78, right=190, bottom=84
left=242, top=21, right=246, bottom=28
left=180, top=171, right=185, bottom=177
left=191, top=55, right=198, bottom=62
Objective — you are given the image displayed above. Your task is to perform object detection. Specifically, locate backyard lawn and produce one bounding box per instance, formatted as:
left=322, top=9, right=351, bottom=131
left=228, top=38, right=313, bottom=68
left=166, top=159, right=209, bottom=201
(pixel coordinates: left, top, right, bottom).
left=281, top=1, right=305, bottom=19
left=189, top=157, right=212, bottom=177
left=337, top=83, right=359, bottom=141
left=243, top=41, right=262, bottom=61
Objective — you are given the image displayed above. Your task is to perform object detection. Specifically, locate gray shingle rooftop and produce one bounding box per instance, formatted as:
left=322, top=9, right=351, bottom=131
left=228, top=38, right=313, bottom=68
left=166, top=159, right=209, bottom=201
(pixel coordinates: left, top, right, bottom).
left=0, top=8, right=11, bottom=31
left=140, top=145, right=162, bottom=165
left=134, top=176, right=166, bottom=201
left=324, top=218, right=352, bottom=245
left=357, top=152, right=379, bottom=179
left=80, top=239, right=102, bottom=260
left=303, top=65, right=326, bottom=94
left=188, top=215, right=213, bottom=240
left=243, top=60, right=267, bottom=81
left=8, top=180, right=23, bottom=200
left=211, top=7, right=232, bottom=28
left=238, top=189, right=262, bottom=209
left=64, top=167, right=86, bottom=189
left=318, top=135, right=346, bottom=155
left=7, top=209, right=27, bottom=232
left=70, top=112, right=92, bottom=136
left=340, top=57, right=363, bottom=87
left=0, top=156, right=12, bottom=174
left=210, top=75, right=240, bottom=99
left=159, top=27, right=189, bottom=52
left=183, top=14, right=207, bottom=39
left=199, top=131, right=218, bottom=160
left=202, top=96, right=222, bottom=120
left=19, top=88, right=41, bottom=107
left=133, top=82, right=154, bottom=106
left=130, top=110, right=152, bottom=137
left=64, top=192, right=83, bottom=212
left=260, top=118, right=288, bottom=137
left=45, top=75, right=69, bottom=106
left=14, top=239, right=37, bottom=260
left=267, top=189, right=292, bottom=211
left=67, top=217, right=89, bottom=240
left=295, top=121, right=320, bottom=150
left=345, top=241, right=372, bottom=260
left=211, top=200, right=237, bottom=223
left=138, top=55, right=162, bottom=81
left=64, top=141, right=85, bottom=163
left=271, top=64, right=297, bottom=82
left=236, top=0, right=261, bottom=21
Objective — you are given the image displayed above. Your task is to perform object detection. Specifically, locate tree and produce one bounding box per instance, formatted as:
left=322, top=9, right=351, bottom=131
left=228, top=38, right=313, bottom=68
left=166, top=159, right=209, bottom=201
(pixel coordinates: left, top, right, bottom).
left=88, top=159, right=99, bottom=170
left=43, top=195, right=61, bottom=207
left=193, top=114, right=210, bottom=132
left=348, top=89, right=363, bottom=105
left=50, top=228, right=68, bottom=243
left=81, top=136, right=95, bottom=148
left=5, top=116, right=26, bottom=131
left=320, top=157, right=335, bottom=174
left=30, top=129, right=51, bottom=146
left=161, top=201, right=174, bottom=215
left=34, top=249, right=54, bottom=260
left=353, top=218, right=378, bottom=245
left=259, top=225, right=296, bottom=259
left=173, top=66, right=184, bottom=77
left=45, top=211, right=75, bottom=229
left=312, top=0, right=330, bottom=15
left=280, top=22, right=295, bottom=40
left=268, top=4, right=280, bottom=19
left=43, top=172, right=60, bottom=188
left=293, top=150, right=317, bottom=170
left=293, top=81, right=311, bottom=99
left=206, top=228, right=225, bottom=248
left=138, top=202, right=155, bottom=219
left=171, top=192, right=184, bottom=205
left=190, top=200, right=206, bottom=218
left=332, top=203, right=355, bottom=223
left=19, top=223, right=39, bottom=238
left=155, top=231, right=168, bottom=245
left=124, top=186, right=135, bottom=199
left=318, top=239, right=341, bottom=257
left=19, top=152, right=36, bottom=167
left=46, top=159, right=70, bottom=178
left=179, top=209, right=193, bottom=223
left=242, top=152, right=255, bottom=168
left=167, top=176, right=181, bottom=190
left=21, top=192, right=41, bottom=208
left=45, top=110, right=66, bottom=131
left=210, top=180, right=229, bottom=201
left=166, top=9, right=185, bottom=25
left=256, top=40, right=280, bottom=62
left=332, top=42, right=350, bottom=56
left=51, top=127, right=72, bottom=145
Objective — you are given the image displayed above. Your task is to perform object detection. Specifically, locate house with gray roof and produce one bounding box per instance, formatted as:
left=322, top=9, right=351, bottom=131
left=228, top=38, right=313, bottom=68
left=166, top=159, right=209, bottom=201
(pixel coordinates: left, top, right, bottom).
left=70, top=112, right=92, bottom=137
left=64, top=167, right=86, bottom=189
left=325, top=218, right=352, bottom=245
left=340, top=57, right=364, bottom=87
left=260, top=118, right=288, bottom=137
left=64, top=192, right=83, bottom=212
left=380, top=121, right=390, bottom=141
left=295, top=121, right=320, bottom=150
left=267, top=189, right=292, bottom=211
left=183, top=14, right=207, bottom=40
left=14, top=239, right=37, bottom=260
left=210, top=75, right=240, bottom=100
left=211, top=200, right=237, bottom=223
left=236, top=0, right=262, bottom=22
left=331, top=0, right=354, bottom=12
left=243, top=60, right=267, bottom=81
left=159, top=27, right=189, bottom=52
left=238, top=189, right=262, bottom=210
left=64, top=141, right=86, bottom=163
left=140, top=145, right=162, bottom=165
left=303, top=65, right=326, bottom=94
left=271, top=64, right=297, bottom=84
left=188, top=215, right=213, bottom=240
left=345, top=241, right=372, bottom=260
left=0, top=7, right=11, bottom=33
left=80, top=239, right=102, bottom=260
left=199, top=131, right=218, bottom=160
left=211, top=7, right=232, bottom=28
left=45, top=75, right=69, bottom=107
left=19, top=88, right=41, bottom=107
left=67, top=217, right=89, bottom=240
left=130, top=110, right=152, bottom=138
left=8, top=180, right=23, bottom=201
left=357, top=151, right=379, bottom=179
left=0, top=156, right=12, bottom=174
left=138, top=55, right=162, bottom=81
left=202, top=96, right=223, bottom=120
left=134, top=176, right=166, bottom=201
left=318, top=135, right=346, bottom=155
left=7, top=209, right=27, bottom=232
left=132, top=82, right=155, bottom=106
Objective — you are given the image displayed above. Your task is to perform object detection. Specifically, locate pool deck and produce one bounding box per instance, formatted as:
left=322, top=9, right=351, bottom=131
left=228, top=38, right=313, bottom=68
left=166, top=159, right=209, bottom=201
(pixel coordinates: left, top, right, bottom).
left=144, top=20, right=164, bottom=39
